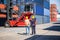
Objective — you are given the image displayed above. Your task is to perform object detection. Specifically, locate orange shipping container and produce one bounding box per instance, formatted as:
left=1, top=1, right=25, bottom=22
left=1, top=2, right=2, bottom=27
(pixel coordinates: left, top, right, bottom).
left=50, top=4, right=58, bottom=22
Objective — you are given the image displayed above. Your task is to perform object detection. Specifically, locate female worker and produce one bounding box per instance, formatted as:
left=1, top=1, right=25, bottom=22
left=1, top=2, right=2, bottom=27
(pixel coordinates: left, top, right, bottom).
left=25, top=16, right=30, bottom=35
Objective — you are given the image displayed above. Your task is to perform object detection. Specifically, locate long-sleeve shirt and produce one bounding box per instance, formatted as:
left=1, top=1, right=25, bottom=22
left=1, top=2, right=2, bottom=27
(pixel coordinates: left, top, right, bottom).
left=25, top=19, right=30, bottom=26
left=30, top=18, right=36, bottom=26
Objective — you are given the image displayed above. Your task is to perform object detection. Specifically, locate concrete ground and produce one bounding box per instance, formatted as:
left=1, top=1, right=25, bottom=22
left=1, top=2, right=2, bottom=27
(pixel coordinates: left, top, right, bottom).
left=0, top=23, right=60, bottom=40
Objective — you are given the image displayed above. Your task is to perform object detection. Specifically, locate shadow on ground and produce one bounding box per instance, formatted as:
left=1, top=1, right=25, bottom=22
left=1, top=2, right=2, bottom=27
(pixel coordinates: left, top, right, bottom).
left=53, top=23, right=60, bottom=24
left=17, top=33, right=28, bottom=35
left=43, top=26, right=60, bottom=32
left=25, top=35, right=60, bottom=40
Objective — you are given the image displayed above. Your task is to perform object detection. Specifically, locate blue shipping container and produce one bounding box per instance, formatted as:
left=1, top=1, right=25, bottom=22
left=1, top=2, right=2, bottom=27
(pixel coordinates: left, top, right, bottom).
left=44, top=0, right=50, bottom=9
left=20, top=5, right=24, bottom=13
left=36, top=15, right=43, bottom=24
left=44, top=8, right=50, bottom=16
left=12, top=0, right=16, bottom=5
left=24, top=0, right=43, bottom=7
left=34, top=0, right=44, bottom=6
left=4, top=0, right=7, bottom=4
left=44, top=16, right=50, bottom=23
left=35, top=5, right=44, bottom=16
left=45, top=0, right=50, bottom=2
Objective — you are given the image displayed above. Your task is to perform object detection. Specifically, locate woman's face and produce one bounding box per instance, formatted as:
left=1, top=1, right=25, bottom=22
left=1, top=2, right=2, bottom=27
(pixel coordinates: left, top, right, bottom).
left=26, top=16, right=28, bottom=19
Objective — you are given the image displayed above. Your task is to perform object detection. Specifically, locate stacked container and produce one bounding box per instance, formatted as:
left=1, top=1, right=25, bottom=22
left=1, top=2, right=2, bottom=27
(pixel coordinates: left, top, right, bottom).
left=50, top=4, right=58, bottom=22
left=33, top=0, right=44, bottom=24
left=44, top=0, right=50, bottom=23
left=0, top=0, right=50, bottom=26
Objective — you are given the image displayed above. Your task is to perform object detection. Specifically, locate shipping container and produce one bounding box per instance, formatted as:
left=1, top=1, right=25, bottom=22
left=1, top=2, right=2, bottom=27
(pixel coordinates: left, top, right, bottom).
left=25, top=0, right=32, bottom=2
left=36, top=15, right=43, bottom=24
left=44, top=0, right=50, bottom=9
left=34, top=0, right=43, bottom=6
left=20, top=5, right=24, bottom=13
left=4, top=0, right=7, bottom=4
left=50, top=4, right=58, bottom=22
left=0, top=18, right=6, bottom=26
left=0, top=0, right=4, bottom=4
left=50, top=18, right=57, bottom=22
left=12, top=0, right=16, bottom=5
left=44, top=8, right=50, bottom=16
left=35, top=5, right=44, bottom=16
left=44, top=0, right=50, bottom=2
left=44, top=16, right=50, bottom=23
left=24, top=0, right=43, bottom=7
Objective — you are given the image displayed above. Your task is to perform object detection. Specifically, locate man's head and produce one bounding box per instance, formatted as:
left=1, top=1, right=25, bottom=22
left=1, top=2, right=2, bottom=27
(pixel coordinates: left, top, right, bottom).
left=32, top=15, right=35, bottom=19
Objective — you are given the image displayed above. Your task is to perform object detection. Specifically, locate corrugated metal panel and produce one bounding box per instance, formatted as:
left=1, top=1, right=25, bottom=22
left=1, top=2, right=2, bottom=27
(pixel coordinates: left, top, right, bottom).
left=12, top=0, right=16, bottom=5
left=0, top=0, right=4, bottom=4
left=25, top=0, right=43, bottom=4
left=45, top=0, right=50, bottom=2
left=24, top=0, right=43, bottom=7
left=44, top=16, right=50, bottom=23
left=25, top=0, right=32, bottom=2
left=4, top=0, right=7, bottom=4
left=47, top=0, right=50, bottom=2
left=50, top=4, right=58, bottom=22
left=44, top=0, right=50, bottom=9
left=44, top=8, right=50, bottom=16
left=35, top=5, right=44, bottom=15
left=51, top=18, right=57, bottom=22
left=0, top=18, right=6, bottom=26
left=36, top=15, right=43, bottom=24
left=34, top=0, right=43, bottom=4
left=34, top=0, right=43, bottom=6
left=24, top=0, right=28, bottom=2
left=47, top=17, right=50, bottom=23
left=20, top=5, right=24, bottom=13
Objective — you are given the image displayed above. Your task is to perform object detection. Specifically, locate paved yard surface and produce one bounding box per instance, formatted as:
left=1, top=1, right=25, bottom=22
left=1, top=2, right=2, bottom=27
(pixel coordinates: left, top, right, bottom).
left=0, top=23, right=60, bottom=40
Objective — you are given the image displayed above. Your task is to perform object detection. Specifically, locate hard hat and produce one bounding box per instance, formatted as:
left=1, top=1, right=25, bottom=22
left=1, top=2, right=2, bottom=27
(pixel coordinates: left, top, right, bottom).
left=26, top=16, right=28, bottom=19
left=32, top=15, right=35, bottom=18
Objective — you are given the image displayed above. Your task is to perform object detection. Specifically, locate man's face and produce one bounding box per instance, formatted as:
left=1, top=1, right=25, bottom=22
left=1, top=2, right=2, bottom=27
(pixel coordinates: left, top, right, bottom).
left=32, top=16, right=35, bottom=19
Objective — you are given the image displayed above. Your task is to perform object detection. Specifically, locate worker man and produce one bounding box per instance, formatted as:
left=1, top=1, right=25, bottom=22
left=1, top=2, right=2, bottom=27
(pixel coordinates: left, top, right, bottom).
left=30, top=15, right=36, bottom=35
left=25, top=16, right=30, bottom=35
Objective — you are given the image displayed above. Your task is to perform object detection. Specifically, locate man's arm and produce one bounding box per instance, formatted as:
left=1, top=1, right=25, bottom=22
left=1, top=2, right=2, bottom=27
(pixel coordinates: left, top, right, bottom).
left=35, top=18, right=36, bottom=25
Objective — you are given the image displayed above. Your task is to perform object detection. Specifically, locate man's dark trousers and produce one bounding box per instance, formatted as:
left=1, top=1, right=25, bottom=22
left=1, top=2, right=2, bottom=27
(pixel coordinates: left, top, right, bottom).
left=31, top=26, right=36, bottom=34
